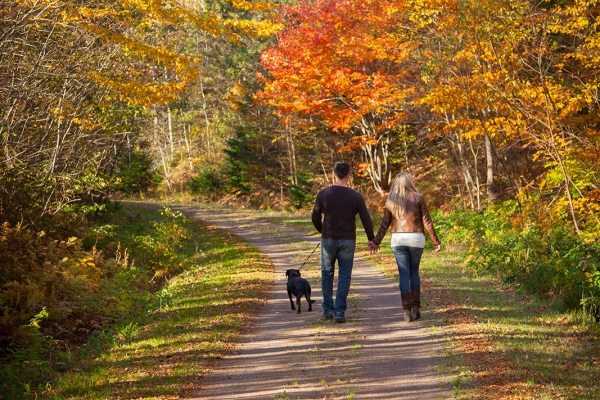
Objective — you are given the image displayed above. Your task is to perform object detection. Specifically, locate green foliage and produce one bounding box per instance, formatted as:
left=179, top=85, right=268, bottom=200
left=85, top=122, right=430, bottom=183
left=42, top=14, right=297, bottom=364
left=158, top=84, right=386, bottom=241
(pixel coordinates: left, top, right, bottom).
left=288, top=175, right=315, bottom=210
left=224, top=136, right=254, bottom=195
left=0, top=167, right=44, bottom=225
left=137, top=207, right=191, bottom=281
left=0, top=204, right=200, bottom=397
left=113, top=151, right=157, bottom=195
left=0, top=223, right=103, bottom=346
left=469, top=226, right=599, bottom=309
left=189, top=167, right=223, bottom=198
left=116, top=322, right=141, bottom=343
left=1, top=307, right=71, bottom=399
left=435, top=202, right=600, bottom=319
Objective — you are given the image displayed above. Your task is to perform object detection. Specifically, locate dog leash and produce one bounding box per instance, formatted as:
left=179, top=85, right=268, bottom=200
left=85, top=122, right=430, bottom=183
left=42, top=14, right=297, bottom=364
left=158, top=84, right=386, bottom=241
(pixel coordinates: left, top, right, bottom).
left=298, top=242, right=321, bottom=271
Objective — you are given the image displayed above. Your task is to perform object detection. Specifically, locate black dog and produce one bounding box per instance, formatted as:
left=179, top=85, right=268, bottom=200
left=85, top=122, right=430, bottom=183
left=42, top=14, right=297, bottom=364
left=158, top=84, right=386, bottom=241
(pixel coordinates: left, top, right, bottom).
left=285, top=269, right=315, bottom=314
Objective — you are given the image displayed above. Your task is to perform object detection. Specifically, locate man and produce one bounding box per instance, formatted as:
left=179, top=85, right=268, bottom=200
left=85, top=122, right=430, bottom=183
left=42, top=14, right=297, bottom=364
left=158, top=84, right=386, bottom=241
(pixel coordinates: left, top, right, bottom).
left=311, top=161, right=375, bottom=323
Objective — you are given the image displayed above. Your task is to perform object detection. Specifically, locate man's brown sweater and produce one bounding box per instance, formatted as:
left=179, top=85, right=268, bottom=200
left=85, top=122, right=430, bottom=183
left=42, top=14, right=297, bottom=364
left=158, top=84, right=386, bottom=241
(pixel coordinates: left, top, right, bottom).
left=311, top=185, right=375, bottom=241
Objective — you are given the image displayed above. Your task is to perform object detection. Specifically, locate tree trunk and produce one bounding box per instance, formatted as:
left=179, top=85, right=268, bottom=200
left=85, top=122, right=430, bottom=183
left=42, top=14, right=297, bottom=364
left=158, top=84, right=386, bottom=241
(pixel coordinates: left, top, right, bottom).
left=485, top=134, right=497, bottom=199
left=154, top=106, right=172, bottom=191
left=285, top=121, right=298, bottom=186
left=199, top=80, right=212, bottom=161
left=358, top=117, right=392, bottom=196
left=467, top=136, right=482, bottom=210
left=167, top=105, right=174, bottom=158
left=445, top=115, right=477, bottom=211
left=182, top=124, right=193, bottom=170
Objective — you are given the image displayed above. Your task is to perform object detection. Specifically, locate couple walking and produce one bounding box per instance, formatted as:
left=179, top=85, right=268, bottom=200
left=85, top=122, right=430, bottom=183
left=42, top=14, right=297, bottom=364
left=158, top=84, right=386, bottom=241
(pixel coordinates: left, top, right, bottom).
left=311, top=162, right=442, bottom=323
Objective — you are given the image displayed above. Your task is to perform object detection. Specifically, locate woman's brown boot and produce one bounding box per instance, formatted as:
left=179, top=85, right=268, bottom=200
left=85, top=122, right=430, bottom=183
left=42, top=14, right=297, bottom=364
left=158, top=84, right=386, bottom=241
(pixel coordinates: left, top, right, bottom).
left=410, top=289, right=421, bottom=320
left=401, top=292, right=413, bottom=322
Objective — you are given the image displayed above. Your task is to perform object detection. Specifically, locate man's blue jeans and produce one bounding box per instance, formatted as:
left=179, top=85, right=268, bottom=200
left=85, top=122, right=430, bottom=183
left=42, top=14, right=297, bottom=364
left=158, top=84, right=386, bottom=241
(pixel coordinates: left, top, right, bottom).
left=391, top=245, right=424, bottom=294
left=321, top=239, right=356, bottom=318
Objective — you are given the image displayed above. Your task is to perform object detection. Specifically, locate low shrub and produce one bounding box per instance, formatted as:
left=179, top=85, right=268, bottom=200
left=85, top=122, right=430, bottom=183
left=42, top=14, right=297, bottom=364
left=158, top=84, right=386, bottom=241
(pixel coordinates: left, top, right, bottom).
left=434, top=201, right=600, bottom=319
left=0, top=204, right=196, bottom=397
left=288, top=184, right=315, bottom=210
left=113, top=151, right=157, bottom=194
left=189, top=167, right=222, bottom=199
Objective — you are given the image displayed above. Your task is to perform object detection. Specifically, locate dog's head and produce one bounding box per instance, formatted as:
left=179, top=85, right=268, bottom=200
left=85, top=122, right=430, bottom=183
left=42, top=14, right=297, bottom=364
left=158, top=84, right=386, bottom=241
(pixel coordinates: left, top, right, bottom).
left=285, top=269, right=301, bottom=279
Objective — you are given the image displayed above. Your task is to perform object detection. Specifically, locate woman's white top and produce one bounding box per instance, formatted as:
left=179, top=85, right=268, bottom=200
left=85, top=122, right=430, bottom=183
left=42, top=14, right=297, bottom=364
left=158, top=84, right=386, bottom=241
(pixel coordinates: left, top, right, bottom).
left=390, top=232, right=426, bottom=248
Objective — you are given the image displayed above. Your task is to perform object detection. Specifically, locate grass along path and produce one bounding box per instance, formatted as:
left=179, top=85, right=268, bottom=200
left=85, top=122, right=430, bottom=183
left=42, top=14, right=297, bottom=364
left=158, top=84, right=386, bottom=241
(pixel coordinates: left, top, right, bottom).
left=47, top=201, right=599, bottom=399
left=51, top=206, right=273, bottom=399
left=363, top=243, right=600, bottom=399
left=226, top=205, right=600, bottom=399
left=164, top=202, right=600, bottom=399
left=168, top=203, right=450, bottom=399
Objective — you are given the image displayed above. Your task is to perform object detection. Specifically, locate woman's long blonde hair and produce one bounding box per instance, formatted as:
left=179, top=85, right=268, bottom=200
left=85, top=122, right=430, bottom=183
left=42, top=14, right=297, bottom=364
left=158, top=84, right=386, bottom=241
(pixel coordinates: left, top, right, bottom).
left=385, top=172, right=419, bottom=217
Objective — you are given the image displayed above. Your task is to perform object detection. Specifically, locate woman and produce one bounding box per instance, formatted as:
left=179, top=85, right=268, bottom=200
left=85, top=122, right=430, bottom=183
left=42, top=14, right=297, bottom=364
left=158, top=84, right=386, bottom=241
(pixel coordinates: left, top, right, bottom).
left=369, top=172, right=441, bottom=322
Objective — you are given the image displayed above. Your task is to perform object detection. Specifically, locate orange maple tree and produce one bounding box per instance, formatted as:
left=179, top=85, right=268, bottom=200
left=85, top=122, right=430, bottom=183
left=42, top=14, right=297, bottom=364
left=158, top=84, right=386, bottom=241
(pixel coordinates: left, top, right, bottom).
left=257, top=0, right=418, bottom=194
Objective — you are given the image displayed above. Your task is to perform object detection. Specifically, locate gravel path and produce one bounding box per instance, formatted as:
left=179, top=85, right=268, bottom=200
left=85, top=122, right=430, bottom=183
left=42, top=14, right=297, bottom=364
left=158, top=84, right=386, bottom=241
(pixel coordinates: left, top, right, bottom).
left=129, top=203, right=452, bottom=399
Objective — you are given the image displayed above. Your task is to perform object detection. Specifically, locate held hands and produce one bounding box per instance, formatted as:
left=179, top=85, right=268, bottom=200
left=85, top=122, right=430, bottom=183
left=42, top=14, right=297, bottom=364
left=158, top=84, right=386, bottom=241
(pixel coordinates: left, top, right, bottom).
left=368, top=240, right=380, bottom=255
left=434, top=244, right=442, bottom=253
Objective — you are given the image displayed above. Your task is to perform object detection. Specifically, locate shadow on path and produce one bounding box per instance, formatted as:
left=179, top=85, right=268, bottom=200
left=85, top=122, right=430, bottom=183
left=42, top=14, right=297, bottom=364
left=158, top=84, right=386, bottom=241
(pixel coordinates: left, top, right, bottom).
left=130, top=203, right=452, bottom=399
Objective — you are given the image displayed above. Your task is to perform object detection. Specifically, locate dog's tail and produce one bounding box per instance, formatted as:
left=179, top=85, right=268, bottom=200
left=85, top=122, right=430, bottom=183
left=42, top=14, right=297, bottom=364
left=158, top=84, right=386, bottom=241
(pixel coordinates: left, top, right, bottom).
left=310, top=299, right=316, bottom=304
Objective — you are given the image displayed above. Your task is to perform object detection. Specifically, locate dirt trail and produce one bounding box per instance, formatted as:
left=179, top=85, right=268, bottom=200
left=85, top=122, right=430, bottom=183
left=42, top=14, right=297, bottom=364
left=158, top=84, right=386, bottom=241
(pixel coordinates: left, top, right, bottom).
left=133, top=203, right=452, bottom=399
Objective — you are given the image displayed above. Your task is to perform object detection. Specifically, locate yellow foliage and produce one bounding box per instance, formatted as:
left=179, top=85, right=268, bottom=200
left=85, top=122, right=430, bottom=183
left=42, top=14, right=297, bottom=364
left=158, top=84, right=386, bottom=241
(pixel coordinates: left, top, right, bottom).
left=225, top=18, right=284, bottom=38
left=231, top=0, right=280, bottom=13
left=72, top=117, right=101, bottom=131
left=407, top=0, right=445, bottom=28
left=13, top=0, right=280, bottom=110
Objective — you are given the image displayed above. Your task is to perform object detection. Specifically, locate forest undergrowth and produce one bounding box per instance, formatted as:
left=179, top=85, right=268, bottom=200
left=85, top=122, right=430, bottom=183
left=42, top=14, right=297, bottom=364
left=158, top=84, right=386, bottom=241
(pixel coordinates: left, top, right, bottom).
left=0, top=203, right=272, bottom=399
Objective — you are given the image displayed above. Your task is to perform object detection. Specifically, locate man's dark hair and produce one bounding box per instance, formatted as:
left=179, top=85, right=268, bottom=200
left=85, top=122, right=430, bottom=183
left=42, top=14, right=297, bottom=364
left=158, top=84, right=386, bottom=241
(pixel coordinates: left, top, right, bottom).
left=333, top=162, right=350, bottom=179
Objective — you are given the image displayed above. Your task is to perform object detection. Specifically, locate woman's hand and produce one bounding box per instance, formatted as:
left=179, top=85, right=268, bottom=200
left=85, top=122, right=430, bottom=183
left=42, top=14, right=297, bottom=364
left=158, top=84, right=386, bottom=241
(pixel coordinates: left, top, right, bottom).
left=434, top=244, right=441, bottom=252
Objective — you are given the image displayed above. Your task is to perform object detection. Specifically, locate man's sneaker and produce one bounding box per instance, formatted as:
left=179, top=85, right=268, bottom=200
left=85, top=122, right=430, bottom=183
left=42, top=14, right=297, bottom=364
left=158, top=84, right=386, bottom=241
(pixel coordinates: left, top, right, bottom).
left=334, top=316, right=346, bottom=323
left=323, top=312, right=333, bottom=320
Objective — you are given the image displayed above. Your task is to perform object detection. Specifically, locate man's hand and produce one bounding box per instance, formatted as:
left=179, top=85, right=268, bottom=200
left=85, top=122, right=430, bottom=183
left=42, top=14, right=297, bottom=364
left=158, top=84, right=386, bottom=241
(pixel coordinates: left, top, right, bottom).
left=434, top=244, right=442, bottom=253
left=368, top=240, right=379, bottom=255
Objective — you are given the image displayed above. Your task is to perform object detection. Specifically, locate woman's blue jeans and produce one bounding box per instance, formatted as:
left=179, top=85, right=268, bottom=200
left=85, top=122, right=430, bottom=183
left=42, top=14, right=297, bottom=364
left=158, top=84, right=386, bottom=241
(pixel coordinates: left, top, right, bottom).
left=321, top=239, right=356, bottom=318
left=391, top=245, right=424, bottom=294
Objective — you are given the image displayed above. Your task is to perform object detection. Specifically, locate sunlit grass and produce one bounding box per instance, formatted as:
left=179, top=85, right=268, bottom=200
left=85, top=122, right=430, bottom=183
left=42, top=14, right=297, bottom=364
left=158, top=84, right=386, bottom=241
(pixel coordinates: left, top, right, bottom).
left=417, top=249, right=599, bottom=399
left=237, top=206, right=600, bottom=400
left=86, top=202, right=599, bottom=399
left=50, top=206, right=273, bottom=399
